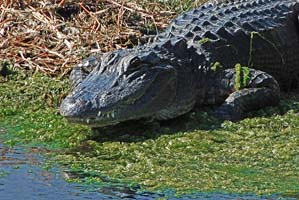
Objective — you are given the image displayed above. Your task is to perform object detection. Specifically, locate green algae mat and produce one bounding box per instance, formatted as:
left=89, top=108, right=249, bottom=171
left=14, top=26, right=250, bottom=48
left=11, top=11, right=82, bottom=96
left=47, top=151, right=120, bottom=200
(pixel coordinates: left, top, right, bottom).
left=1, top=72, right=299, bottom=196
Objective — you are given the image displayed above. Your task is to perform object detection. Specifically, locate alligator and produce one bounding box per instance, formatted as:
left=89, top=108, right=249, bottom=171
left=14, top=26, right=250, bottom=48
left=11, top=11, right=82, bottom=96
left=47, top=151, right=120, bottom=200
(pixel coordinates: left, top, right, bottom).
left=60, top=0, right=299, bottom=128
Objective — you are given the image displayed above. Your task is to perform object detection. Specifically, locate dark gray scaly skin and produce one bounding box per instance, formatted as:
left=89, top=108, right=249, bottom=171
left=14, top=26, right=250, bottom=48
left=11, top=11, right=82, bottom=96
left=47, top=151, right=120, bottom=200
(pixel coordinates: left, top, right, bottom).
left=60, top=0, right=299, bottom=128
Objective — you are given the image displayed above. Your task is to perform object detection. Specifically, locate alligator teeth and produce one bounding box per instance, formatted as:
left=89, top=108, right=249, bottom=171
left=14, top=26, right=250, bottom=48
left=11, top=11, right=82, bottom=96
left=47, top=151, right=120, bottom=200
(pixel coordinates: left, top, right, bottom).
left=98, top=111, right=116, bottom=119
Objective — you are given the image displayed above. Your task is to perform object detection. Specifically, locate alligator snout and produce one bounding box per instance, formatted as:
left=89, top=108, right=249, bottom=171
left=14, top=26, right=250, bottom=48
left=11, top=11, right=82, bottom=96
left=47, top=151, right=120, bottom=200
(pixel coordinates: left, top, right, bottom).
left=60, top=96, right=93, bottom=118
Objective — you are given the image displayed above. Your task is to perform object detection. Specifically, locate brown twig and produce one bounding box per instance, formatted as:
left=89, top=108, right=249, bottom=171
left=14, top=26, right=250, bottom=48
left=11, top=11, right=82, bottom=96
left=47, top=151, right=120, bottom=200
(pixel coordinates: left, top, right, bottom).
left=78, top=2, right=101, bottom=32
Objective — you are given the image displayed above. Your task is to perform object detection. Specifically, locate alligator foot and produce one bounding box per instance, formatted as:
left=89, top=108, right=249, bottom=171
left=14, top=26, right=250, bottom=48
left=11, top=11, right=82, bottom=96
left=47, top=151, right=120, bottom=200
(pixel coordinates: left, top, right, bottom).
left=213, top=69, right=280, bottom=121
left=214, top=88, right=279, bottom=121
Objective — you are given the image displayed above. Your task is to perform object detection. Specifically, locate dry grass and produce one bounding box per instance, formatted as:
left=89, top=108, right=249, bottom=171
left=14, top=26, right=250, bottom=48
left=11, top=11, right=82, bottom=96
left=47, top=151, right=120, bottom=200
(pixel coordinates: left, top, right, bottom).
left=0, top=0, right=206, bottom=76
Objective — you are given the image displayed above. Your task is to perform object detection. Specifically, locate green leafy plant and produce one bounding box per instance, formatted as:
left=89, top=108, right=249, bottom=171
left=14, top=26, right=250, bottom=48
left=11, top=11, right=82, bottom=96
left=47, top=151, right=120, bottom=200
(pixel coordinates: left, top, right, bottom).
left=234, top=64, right=250, bottom=91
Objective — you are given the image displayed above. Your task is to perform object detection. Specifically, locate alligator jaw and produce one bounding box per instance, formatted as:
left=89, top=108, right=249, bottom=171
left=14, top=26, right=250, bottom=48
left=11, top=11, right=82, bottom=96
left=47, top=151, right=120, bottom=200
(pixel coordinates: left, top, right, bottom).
left=67, top=110, right=121, bottom=127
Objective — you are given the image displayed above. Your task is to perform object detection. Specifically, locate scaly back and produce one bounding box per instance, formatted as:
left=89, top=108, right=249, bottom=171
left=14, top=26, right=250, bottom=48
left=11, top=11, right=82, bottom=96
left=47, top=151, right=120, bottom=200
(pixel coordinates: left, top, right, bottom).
left=154, top=0, right=299, bottom=88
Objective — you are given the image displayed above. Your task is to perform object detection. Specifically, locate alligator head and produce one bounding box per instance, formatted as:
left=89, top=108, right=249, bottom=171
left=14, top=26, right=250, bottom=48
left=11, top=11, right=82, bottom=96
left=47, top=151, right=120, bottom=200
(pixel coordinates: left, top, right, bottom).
left=60, top=47, right=182, bottom=127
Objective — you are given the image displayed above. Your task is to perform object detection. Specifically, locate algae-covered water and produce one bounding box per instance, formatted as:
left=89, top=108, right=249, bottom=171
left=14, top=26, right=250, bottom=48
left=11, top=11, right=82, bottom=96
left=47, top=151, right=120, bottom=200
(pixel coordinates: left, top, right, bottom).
left=1, top=72, right=299, bottom=198
left=0, top=145, right=290, bottom=200
left=0, top=142, right=296, bottom=199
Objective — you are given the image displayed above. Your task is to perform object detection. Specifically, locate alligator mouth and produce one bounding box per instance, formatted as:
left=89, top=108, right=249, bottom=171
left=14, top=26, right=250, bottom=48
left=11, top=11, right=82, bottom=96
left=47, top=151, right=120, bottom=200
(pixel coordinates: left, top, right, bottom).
left=67, top=112, right=120, bottom=127
left=67, top=110, right=135, bottom=127
left=65, top=98, right=155, bottom=127
left=65, top=88, right=158, bottom=127
left=62, top=96, right=150, bottom=128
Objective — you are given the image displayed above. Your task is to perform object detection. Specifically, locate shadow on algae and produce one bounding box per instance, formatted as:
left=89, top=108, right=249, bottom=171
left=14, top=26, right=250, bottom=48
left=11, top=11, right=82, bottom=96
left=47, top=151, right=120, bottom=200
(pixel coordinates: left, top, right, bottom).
left=0, top=68, right=299, bottom=198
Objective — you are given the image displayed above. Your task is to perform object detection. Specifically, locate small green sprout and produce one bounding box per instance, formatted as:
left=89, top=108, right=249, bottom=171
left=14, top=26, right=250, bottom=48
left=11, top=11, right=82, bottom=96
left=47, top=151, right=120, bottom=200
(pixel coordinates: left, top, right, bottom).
left=198, top=37, right=210, bottom=44
left=211, top=62, right=223, bottom=71
left=234, top=64, right=250, bottom=91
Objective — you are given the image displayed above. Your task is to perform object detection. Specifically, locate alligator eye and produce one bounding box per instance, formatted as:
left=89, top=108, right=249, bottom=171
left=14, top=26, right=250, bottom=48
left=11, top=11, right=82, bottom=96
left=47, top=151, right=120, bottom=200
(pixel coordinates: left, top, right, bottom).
left=128, top=57, right=141, bottom=71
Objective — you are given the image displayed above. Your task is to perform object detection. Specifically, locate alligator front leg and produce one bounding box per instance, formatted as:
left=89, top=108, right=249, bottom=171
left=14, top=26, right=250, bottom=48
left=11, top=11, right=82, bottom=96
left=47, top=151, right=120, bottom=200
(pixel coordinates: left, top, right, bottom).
left=213, top=69, right=280, bottom=121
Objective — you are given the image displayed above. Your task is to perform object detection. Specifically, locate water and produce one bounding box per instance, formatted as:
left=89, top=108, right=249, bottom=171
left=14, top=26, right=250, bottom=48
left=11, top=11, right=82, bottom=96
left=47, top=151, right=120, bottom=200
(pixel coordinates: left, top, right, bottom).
left=0, top=144, right=295, bottom=200
left=0, top=144, right=157, bottom=200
